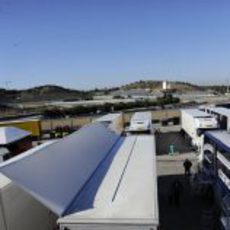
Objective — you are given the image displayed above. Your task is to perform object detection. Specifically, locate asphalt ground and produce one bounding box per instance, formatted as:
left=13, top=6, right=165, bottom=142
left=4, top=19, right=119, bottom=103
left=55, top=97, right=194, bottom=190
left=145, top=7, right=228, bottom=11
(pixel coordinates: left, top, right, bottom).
left=156, top=131, right=193, bottom=155
left=156, top=131, right=221, bottom=230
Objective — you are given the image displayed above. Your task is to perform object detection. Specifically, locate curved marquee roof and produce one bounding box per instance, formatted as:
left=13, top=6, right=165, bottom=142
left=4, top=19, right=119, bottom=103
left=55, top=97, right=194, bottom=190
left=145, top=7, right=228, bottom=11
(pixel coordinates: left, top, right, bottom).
left=0, top=123, right=121, bottom=216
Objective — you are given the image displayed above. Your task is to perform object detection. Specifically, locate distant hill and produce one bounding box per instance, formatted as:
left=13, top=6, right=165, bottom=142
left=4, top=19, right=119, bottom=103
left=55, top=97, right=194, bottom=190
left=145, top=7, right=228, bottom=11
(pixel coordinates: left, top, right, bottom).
left=0, top=85, right=92, bottom=103
left=0, top=81, right=221, bottom=104
left=122, top=80, right=204, bottom=92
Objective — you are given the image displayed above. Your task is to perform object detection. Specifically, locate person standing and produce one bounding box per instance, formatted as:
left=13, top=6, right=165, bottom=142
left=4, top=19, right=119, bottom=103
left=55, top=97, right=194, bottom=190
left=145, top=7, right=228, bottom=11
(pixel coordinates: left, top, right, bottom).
left=183, top=159, right=192, bottom=176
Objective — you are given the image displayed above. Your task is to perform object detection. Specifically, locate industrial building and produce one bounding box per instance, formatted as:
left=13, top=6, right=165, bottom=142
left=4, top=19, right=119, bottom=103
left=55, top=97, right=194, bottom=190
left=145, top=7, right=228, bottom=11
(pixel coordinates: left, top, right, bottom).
left=0, top=121, right=158, bottom=230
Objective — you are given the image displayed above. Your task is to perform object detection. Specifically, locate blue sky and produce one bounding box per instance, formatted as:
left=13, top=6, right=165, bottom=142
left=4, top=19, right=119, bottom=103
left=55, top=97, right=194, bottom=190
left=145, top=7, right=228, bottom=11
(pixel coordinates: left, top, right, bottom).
left=0, top=0, right=230, bottom=89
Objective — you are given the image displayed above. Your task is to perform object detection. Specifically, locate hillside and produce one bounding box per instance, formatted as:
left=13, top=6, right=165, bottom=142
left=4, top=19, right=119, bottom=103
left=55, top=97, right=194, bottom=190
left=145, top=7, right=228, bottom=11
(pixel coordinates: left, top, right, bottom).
left=0, top=85, right=92, bottom=103
left=0, top=81, right=216, bottom=104
left=122, top=80, right=204, bottom=92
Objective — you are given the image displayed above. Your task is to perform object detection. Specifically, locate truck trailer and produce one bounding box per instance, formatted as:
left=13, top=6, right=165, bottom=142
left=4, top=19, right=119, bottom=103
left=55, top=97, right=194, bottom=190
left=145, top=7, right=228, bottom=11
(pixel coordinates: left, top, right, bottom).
left=0, top=118, right=42, bottom=138
left=58, top=135, right=159, bottom=230
left=129, top=111, right=153, bottom=133
left=181, top=109, right=218, bottom=151
left=201, top=106, right=230, bottom=131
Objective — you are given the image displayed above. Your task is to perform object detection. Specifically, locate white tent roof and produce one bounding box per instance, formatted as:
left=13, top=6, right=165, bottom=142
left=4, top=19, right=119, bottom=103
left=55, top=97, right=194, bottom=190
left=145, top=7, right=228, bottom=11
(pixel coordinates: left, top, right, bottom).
left=0, top=123, right=121, bottom=216
left=58, top=135, right=158, bottom=226
left=0, top=126, right=31, bottom=145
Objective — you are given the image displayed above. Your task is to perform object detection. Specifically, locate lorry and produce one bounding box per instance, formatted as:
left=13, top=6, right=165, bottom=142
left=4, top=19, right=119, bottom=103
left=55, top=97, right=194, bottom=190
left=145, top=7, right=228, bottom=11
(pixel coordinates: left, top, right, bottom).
left=0, top=118, right=42, bottom=138
left=181, top=109, right=218, bottom=151
left=129, top=111, right=153, bottom=133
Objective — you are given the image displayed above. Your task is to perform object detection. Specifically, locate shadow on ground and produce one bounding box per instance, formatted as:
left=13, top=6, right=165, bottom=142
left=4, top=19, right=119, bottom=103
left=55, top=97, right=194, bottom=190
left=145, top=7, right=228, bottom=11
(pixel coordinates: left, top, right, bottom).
left=156, top=132, right=192, bottom=155
left=158, top=174, right=221, bottom=230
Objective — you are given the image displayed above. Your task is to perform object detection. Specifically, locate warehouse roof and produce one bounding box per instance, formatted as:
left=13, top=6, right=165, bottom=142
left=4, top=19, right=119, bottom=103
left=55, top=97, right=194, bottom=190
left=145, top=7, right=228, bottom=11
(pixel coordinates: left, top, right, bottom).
left=0, top=123, right=121, bottom=216
left=58, top=135, right=158, bottom=226
left=0, top=126, right=31, bottom=145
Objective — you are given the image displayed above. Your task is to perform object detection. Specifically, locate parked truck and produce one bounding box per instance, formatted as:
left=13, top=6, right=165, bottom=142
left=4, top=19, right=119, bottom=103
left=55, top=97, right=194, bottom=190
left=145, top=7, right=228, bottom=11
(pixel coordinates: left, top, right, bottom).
left=129, top=111, right=153, bottom=133
left=0, top=118, right=42, bottom=138
left=181, top=109, right=218, bottom=151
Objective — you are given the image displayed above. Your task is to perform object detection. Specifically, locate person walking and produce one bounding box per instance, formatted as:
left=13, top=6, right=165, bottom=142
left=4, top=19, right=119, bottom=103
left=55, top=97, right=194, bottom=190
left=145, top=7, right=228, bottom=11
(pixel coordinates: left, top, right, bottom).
left=183, top=159, right=192, bottom=176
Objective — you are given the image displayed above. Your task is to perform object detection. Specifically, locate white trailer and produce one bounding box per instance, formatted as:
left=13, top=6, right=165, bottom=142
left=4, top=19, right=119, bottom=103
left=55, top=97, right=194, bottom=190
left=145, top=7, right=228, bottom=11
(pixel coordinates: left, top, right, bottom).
left=202, top=107, right=230, bottom=131
left=181, top=109, right=218, bottom=150
left=129, top=111, right=153, bottom=133
left=94, top=113, right=123, bottom=134
left=0, top=173, right=57, bottom=230
left=58, top=135, right=159, bottom=230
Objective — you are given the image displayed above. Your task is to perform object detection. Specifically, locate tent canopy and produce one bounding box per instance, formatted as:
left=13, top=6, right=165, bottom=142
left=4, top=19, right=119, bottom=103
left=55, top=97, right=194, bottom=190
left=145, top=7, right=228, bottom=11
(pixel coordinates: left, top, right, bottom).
left=0, top=123, right=121, bottom=216
left=0, top=126, right=31, bottom=145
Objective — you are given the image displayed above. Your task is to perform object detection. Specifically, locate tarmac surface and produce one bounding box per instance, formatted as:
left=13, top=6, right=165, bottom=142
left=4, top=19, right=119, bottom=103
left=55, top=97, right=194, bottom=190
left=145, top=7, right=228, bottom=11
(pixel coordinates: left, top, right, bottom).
left=156, top=135, right=221, bottom=230
left=156, top=131, right=192, bottom=155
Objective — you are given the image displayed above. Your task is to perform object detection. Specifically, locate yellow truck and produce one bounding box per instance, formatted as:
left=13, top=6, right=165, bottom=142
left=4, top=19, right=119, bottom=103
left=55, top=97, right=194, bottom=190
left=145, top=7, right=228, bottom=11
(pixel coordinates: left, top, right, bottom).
left=0, top=119, right=42, bottom=138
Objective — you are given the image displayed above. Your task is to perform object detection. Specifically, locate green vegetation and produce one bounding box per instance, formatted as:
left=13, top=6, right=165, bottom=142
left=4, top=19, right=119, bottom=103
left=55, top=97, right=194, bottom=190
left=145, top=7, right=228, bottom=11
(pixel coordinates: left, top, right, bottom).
left=43, top=95, right=180, bottom=118
left=122, top=80, right=204, bottom=92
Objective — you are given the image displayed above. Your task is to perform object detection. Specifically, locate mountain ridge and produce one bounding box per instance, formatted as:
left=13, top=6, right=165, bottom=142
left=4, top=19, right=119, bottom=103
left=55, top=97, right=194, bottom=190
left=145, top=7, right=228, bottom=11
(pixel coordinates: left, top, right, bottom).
left=0, top=80, right=226, bottom=103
